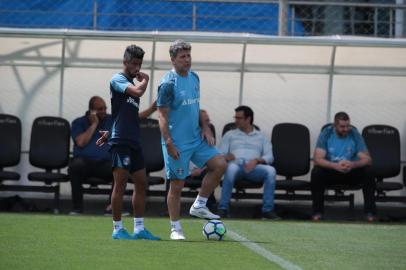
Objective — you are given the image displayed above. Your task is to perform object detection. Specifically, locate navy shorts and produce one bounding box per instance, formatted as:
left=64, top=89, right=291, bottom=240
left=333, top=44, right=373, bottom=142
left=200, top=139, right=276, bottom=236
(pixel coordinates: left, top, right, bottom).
left=110, top=144, right=145, bottom=173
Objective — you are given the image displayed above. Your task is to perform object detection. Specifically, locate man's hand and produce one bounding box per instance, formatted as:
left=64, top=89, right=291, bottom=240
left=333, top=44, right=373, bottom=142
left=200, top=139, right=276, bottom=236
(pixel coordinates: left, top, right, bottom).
left=89, top=110, right=99, bottom=126
left=166, top=139, right=180, bottom=160
left=135, top=72, right=149, bottom=83
left=224, top=153, right=235, bottom=162
left=332, top=160, right=351, bottom=173
left=244, top=159, right=258, bottom=173
left=201, top=127, right=215, bottom=146
left=338, top=160, right=353, bottom=173
left=96, top=130, right=109, bottom=146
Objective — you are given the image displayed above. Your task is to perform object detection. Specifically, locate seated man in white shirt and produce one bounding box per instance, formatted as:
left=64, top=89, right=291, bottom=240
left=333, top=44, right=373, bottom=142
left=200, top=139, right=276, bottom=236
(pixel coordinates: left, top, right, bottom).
left=219, top=105, right=278, bottom=220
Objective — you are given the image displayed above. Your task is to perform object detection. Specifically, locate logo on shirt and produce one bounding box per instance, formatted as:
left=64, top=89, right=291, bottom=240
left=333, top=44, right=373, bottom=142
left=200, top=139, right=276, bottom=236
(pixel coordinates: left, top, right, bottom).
left=123, top=156, right=130, bottom=166
left=126, top=97, right=139, bottom=108
left=181, top=98, right=199, bottom=106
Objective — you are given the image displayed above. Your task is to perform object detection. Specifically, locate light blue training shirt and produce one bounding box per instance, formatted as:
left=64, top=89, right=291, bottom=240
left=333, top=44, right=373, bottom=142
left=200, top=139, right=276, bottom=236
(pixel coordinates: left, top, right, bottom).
left=316, top=125, right=368, bottom=162
left=156, top=69, right=201, bottom=149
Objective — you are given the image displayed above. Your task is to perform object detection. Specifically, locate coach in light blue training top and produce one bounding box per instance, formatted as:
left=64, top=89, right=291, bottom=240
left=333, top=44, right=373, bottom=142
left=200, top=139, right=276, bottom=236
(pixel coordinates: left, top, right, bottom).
left=157, top=69, right=201, bottom=148
left=156, top=40, right=227, bottom=241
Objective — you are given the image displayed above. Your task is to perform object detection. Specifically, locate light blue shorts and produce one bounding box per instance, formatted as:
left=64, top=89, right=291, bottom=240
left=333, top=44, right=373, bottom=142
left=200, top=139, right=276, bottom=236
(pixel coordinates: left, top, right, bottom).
left=162, top=140, right=220, bottom=180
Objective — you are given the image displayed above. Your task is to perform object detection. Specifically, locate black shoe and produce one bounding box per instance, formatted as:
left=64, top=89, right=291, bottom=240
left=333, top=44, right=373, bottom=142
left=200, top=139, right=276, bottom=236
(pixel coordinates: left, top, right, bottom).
left=103, top=209, right=112, bottom=216
left=207, top=202, right=217, bottom=213
left=262, top=211, right=280, bottom=220
left=104, top=209, right=130, bottom=217
left=366, top=213, right=377, bottom=222
left=311, top=213, right=323, bottom=221
left=218, top=209, right=229, bottom=218
left=69, top=209, right=83, bottom=215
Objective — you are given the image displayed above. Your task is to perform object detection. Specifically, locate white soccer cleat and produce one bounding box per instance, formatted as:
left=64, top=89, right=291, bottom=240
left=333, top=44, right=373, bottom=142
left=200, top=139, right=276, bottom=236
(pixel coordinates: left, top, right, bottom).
left=170, top=230, right=186, bottom=240
left=189, top=205, right=220, bottom=220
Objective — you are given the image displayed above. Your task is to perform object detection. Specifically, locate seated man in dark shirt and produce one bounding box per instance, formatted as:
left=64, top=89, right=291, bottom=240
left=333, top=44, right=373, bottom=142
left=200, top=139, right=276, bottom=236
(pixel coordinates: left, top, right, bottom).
left=69, top=96, right=156, bottom=214
left=69, top=96, right=112, bottom=214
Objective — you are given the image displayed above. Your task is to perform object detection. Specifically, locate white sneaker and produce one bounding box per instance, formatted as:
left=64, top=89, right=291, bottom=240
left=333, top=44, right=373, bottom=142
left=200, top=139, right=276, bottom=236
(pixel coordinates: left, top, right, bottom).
left=170, top=230, right=186, bottom=240
left=189, top=205, right=220, bottom=220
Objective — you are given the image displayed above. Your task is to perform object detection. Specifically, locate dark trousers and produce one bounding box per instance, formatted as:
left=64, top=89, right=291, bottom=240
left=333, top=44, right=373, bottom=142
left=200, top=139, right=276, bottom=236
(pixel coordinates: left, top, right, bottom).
left=310, top=166, right=376, bottom=215
left=69, top=157, right=113, bottom=211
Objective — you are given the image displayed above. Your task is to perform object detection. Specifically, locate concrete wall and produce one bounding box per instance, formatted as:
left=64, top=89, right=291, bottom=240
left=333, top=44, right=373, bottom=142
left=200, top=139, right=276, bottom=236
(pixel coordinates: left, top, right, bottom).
left=1, top=30, right=406, bottom=203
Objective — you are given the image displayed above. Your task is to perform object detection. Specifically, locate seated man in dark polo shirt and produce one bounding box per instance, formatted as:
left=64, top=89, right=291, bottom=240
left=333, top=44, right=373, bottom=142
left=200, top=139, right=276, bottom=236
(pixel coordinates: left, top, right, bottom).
left=69, top=96, right=112, bottom=214
left=69, top=96, right=156, bottom=214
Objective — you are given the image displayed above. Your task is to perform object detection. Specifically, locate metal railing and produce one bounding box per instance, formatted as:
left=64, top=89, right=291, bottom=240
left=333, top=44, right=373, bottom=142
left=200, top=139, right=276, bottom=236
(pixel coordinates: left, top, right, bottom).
left=0, top=1, right=405, bottom=37
left=1, top=27, right=406, bottom=122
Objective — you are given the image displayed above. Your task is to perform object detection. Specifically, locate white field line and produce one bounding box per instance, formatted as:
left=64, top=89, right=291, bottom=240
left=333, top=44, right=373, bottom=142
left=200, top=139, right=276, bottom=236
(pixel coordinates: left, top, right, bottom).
left=227, top=229, right=303, bottom=270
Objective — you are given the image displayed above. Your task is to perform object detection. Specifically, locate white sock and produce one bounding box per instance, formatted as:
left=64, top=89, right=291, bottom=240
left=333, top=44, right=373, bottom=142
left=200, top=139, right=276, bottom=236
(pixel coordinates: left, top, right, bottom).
left=134, top=217, right=144, bottom=234
left=193, top=195, right=208, bottom=208
left=113, top=220, right=123, bottom=233
left=170, top=220, right=182, bottom=232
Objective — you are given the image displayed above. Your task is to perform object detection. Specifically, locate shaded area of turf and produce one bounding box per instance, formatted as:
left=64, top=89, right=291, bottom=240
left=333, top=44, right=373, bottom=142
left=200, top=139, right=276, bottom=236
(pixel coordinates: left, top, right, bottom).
left=0, top=214, right=274, bottom=270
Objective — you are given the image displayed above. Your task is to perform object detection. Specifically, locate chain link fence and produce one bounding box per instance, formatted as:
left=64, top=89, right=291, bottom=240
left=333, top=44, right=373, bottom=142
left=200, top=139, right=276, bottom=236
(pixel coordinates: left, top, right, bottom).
left=291, top=0, right=406, bottom=37
left=0, top=0, right=405, bottom=37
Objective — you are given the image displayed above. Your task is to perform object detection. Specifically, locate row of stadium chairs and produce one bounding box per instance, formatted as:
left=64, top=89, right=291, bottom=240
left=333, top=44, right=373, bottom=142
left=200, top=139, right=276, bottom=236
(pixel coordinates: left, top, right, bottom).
left=0, top=115, right=70, bottom=213
left=181, top=122, right=406, bottom=209
left=169, top=119, right=406, bottom=210
left=0, top=114, right=165, bottom=213
left=1, top=113, right=405, bottom=213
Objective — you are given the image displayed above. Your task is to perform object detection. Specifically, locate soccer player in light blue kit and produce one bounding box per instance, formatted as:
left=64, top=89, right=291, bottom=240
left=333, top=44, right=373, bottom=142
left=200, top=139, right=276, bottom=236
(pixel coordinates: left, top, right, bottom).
left=157, top=40, right=227, bottom=240
left=97, top=45, right=160, bottom=240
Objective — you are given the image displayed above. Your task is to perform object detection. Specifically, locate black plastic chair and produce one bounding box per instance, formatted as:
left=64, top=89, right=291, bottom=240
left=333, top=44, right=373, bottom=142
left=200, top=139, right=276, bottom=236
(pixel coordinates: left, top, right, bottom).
left=404, top=166, right=406, bottom=191
left=221, top=122, right=260, bottom=136
left=27, top=116, right=71, bottom=213
left=0, top=114, right=21, bottom=182
left=81, top=118, right=166, bottom=198
left=139, top=118, right=165, bottom=195
left=80, top=175, right=114, bottom=196
left=271, top=123, right=311, bottom=194
left=362, top=125, right=404, bottom=202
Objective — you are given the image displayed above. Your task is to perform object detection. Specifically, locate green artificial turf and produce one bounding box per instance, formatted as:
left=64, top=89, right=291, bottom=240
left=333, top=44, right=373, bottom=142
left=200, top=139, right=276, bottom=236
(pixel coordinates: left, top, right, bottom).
left=1, top=213, right=405, bottom=270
